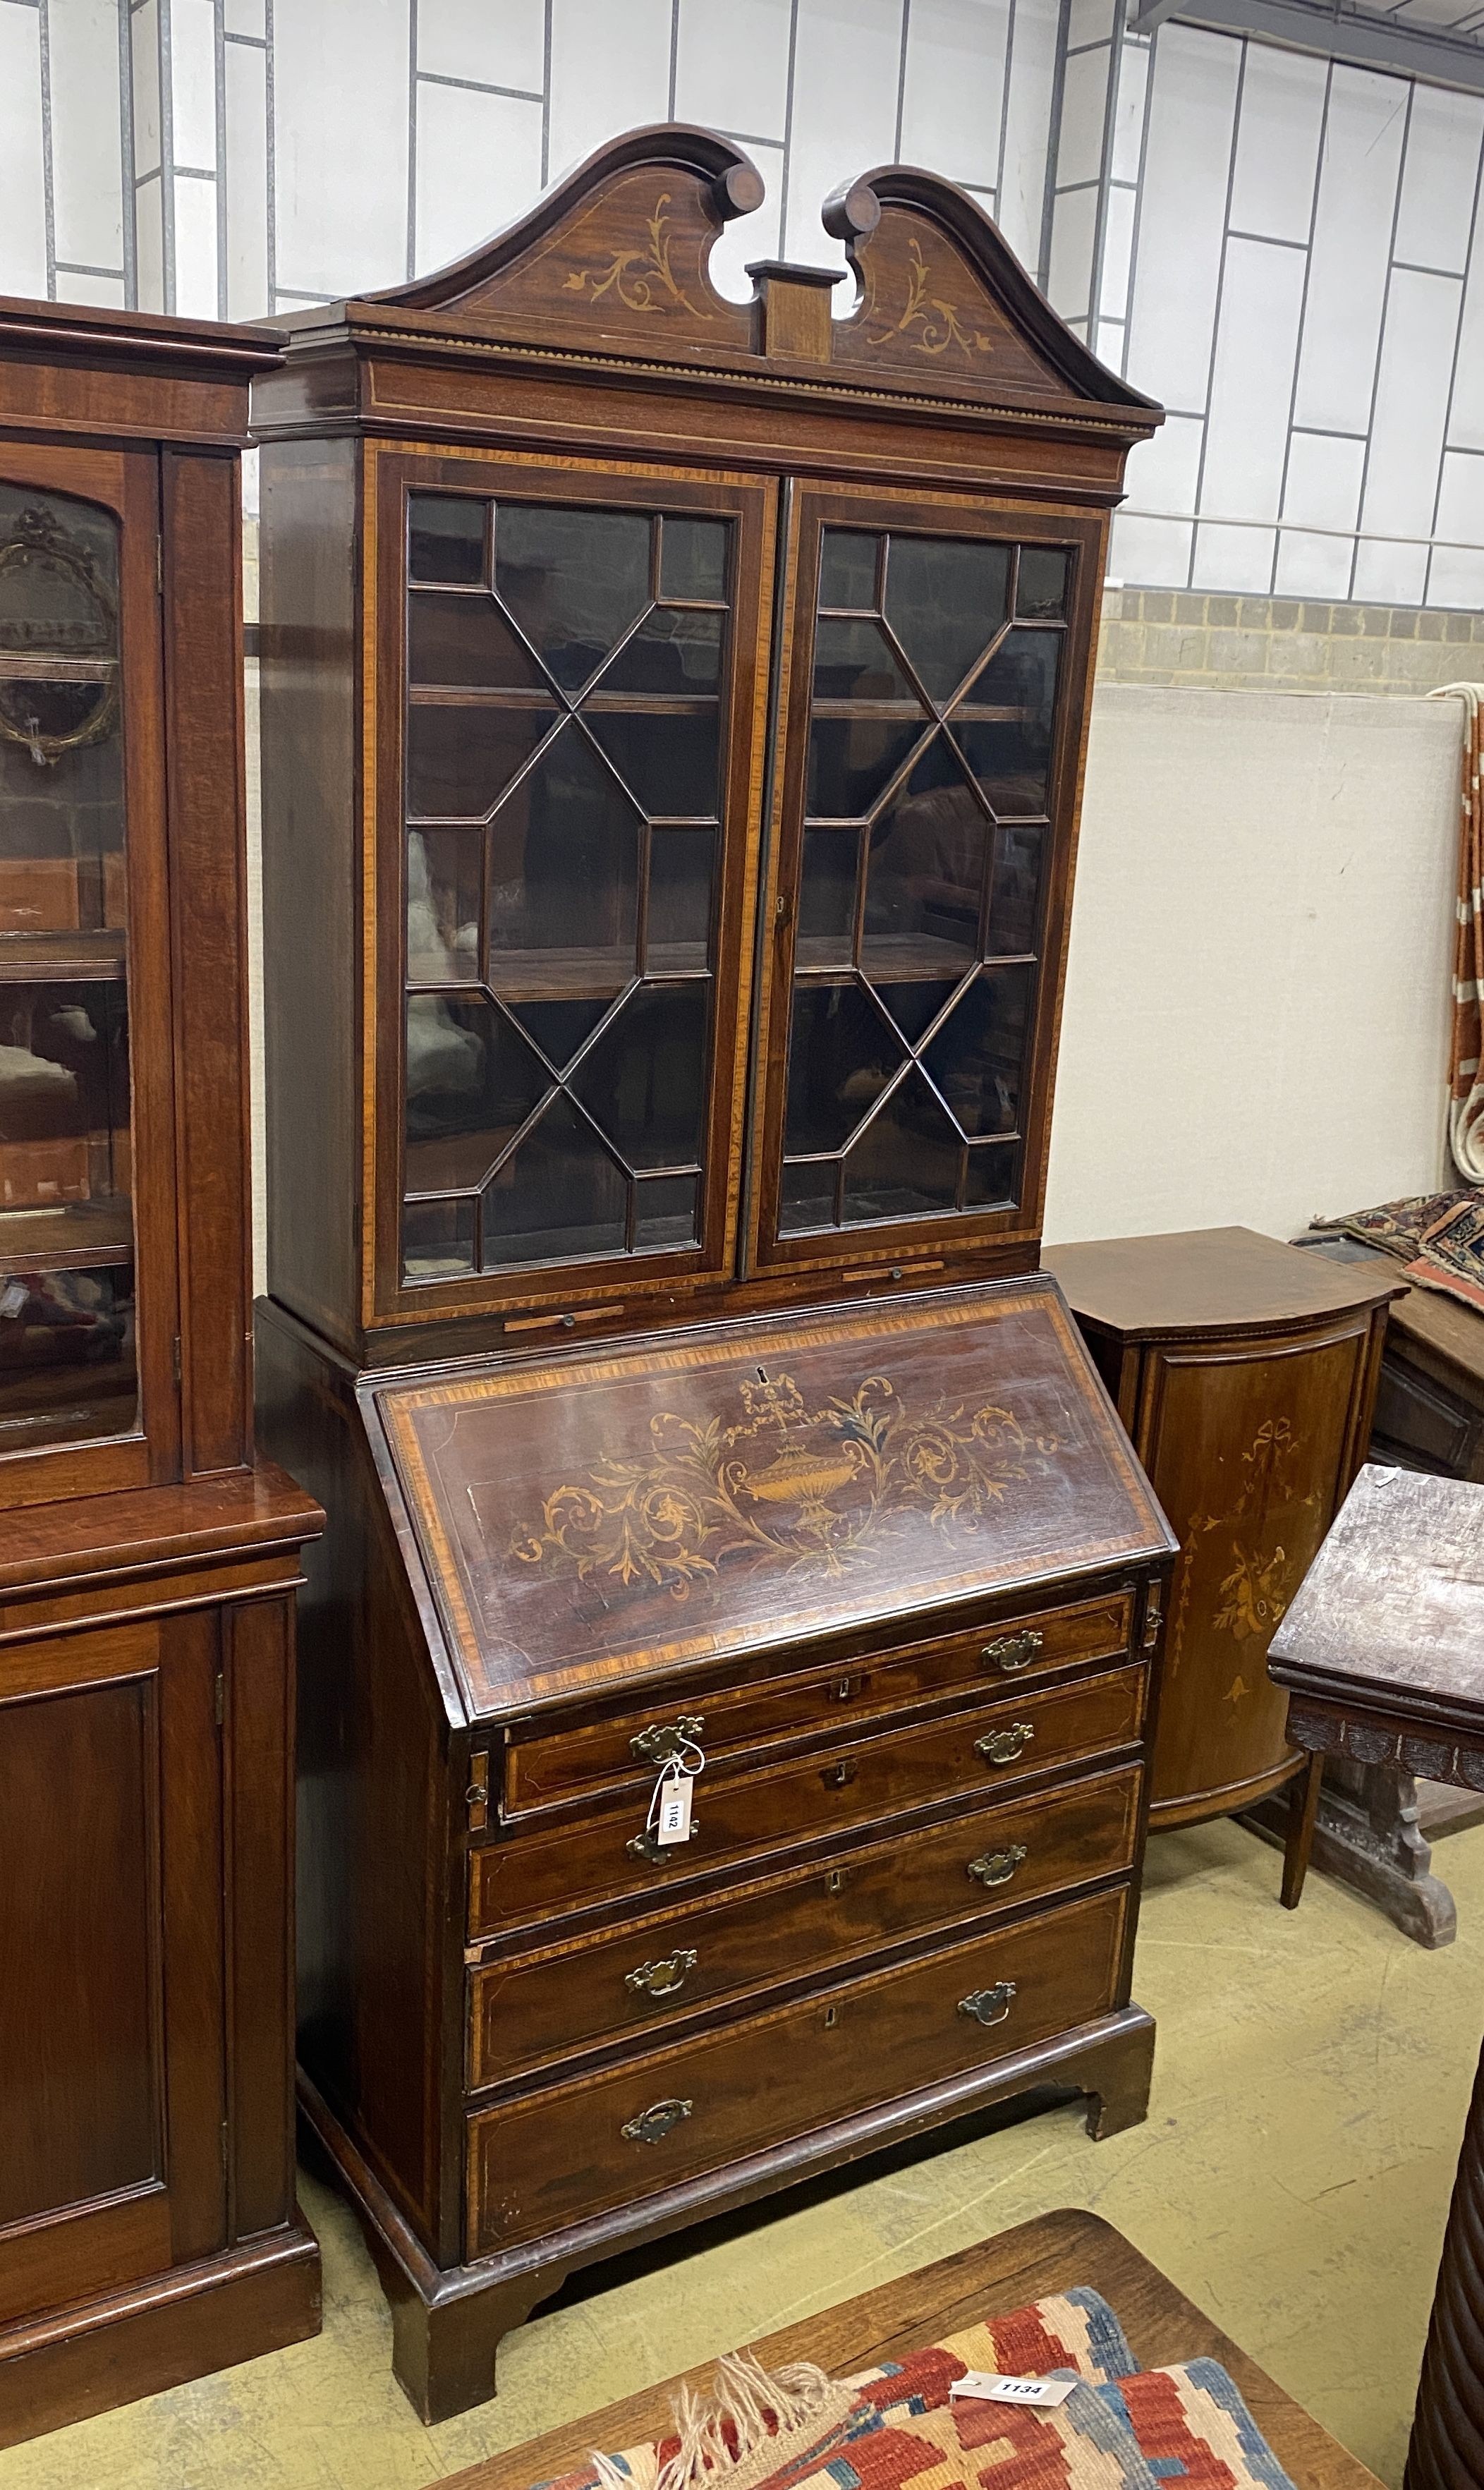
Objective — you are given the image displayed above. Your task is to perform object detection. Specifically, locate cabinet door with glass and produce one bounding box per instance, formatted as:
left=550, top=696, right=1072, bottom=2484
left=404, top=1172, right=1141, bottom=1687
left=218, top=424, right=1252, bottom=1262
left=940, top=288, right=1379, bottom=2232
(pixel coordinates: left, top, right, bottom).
left=374, top=455, right=772, bottom=1322
left=750, top=492, right=1098, bottom=1276
left=0, top=447, right=176, bottom=1500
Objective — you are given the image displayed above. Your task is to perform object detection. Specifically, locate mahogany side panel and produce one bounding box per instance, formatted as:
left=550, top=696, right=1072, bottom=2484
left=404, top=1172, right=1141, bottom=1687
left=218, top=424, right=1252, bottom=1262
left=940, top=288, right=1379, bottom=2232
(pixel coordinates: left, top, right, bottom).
left=226, top=1594, right=297, bottom=2240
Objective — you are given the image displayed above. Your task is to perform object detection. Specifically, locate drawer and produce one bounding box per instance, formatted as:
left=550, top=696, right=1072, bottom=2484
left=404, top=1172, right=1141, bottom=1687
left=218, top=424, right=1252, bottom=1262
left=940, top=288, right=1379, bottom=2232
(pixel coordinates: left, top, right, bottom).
left=466, top=1883, right=1127, bottom=2254
left=502, top=1591, right=1133, bottom=1818
left=469, top=1663, right=1145, bottom=1939
left=468, top=1762, right=1142, bottom=2086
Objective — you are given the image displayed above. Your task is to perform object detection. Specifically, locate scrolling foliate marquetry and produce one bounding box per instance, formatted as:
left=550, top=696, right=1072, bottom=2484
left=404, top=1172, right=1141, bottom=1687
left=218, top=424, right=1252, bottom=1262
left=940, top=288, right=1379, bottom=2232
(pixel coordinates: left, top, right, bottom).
left=373, top=1284, right=1174, bottom=1715
left=829, top=209, right=1083, bottom=403
left=510, top=1368, right=1067, bottom=1596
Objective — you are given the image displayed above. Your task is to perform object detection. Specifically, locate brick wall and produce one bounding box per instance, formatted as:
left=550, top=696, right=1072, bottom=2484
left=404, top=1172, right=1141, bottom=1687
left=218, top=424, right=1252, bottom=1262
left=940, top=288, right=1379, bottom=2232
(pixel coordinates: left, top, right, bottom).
left=1097, top=588, right=1484, bottom=696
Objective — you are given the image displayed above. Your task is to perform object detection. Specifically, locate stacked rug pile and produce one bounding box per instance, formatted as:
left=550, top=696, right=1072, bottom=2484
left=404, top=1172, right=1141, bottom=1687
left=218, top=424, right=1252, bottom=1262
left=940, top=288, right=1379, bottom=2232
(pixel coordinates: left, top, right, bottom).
left=528, top=2291, right=1296, bottom=2490
left=1314, top=1186, right=1484, bottom=1316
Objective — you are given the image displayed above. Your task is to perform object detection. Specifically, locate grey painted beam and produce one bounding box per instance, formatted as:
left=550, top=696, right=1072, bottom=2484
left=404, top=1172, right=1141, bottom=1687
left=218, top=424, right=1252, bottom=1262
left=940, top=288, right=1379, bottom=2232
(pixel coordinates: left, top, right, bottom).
left=1127, top=0, right=1181, bottom=29
left=1169, top=0, right=1484, bottom=93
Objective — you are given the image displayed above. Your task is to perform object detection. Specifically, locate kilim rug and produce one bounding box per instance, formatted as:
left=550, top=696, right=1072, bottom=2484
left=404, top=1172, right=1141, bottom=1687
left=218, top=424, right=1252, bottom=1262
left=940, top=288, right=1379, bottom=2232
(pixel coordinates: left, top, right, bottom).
left=520, top=2295, right=1297, bottom=2490
left=1312, top=1187, right=1484, bottom=1315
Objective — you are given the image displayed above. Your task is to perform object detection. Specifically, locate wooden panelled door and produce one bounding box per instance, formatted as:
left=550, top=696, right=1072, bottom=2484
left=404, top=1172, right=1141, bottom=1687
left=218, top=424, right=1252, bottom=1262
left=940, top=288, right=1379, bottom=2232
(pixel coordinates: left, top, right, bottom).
left=0, top=1617, right=226, bottom=2326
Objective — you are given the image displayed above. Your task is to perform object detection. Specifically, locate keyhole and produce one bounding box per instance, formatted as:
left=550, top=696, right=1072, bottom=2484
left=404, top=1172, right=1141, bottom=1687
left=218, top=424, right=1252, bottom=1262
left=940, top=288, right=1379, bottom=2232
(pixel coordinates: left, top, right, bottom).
left=823, top=2005, right=838, bottom=2029
left=756, top=1366, right=769, bottom=1383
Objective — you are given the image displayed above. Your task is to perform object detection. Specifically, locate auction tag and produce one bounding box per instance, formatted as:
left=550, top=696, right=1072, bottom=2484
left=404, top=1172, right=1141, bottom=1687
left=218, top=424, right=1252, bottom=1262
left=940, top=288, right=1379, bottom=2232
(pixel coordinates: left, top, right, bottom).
left=949, top=2373, right=1077, bottom=2409
left=655, top=1770, right=694, bottom=1846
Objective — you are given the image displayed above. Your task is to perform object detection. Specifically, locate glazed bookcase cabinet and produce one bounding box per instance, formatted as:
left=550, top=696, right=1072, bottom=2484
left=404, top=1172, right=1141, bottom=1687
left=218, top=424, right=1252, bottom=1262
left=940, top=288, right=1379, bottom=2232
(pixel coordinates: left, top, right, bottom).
left=0, top=298, right=323, bottom=2445
left=252, top=125, right=1176, bottom=2424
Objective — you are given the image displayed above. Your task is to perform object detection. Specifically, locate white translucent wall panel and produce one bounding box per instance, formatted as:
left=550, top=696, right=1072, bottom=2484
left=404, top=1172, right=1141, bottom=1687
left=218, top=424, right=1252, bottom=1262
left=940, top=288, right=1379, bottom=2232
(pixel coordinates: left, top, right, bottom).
left=417, top=0, right=546, bottom=91
left=1200, top=237, right=1306, bottom=523
left=224, top=40, right=269, bottom=317
left=173, top=173, right=220, bottom=316
left=60, top=272, right=127, bottom=306
left=1110, top=38, right=1149, bottom=184
left=49, top=0, right=126, bottom=277
left=1110, top=513, right=1192, bottom=585
left=1293, top=66, right=1407, bottom=434
left=0, top=3, right=46, bottom=298
left=1451, top=248, right=1484, bottom=453
left=1394, top=85, right=1483, bottom=276
left=1057, top=44, right=1112, bottom=190
left=1353, top=267, right=1461, bottom=603
left=1067, top=0, right=1117, bottom=44
left=1124, top=26, right=1241, bottom=415
left=415, top=84, right=543, bottom=276
left=674, top=0, right=791, bottom=140
left=782, top=0, right=902, bottom=269
left=132, top=0, right=163, bottom=180
left=1275, top=430, right=1365, bottom=597
left=1047, top=183, right=1097, bottom=321
left=171, top=0, right=219, bottom=169
left=898, top=0, right=1009, bottom=191
left=1193, top=521, right=1273, bottom=590
left=1100, top=181, right=1135, bottom=319
left=1096, top=312, right=1124, bottom=366
left=708, top=140, right=784, bottom=300
left=1226, top=44, right=1325, bottom=245
left=224, top=0, right=265, bottom=32
left=1433, top=454, right=1484, bottom=606
left=547, top=0, right=671, bottom=187
left=135, top=171, right=165, bottom=309
left=275, top=0, right=410, bottom=297
left=997, top=0, right=1059, bottom=273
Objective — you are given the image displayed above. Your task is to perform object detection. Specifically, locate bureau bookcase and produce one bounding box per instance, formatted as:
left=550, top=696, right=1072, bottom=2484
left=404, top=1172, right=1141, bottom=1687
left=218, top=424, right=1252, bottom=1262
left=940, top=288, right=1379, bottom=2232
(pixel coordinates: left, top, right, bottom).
left=251, top=126, right=1176, bottom=2422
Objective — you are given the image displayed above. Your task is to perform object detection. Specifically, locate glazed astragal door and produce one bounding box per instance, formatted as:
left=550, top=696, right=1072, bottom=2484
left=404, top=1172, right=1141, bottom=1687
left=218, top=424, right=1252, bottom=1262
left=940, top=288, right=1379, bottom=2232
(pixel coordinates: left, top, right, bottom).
left=376, top=454, right=772, bottom=1320
left=0, top=444, right=178, bottom=1502
left=750, top=491, right=1097, bottom=1276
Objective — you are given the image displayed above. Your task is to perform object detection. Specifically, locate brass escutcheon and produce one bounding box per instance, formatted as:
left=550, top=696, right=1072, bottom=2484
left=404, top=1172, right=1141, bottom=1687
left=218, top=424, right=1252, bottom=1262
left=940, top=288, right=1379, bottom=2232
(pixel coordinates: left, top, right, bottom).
left=626, top=1821, right=700, bottom=1864
left=975, top=1722, right=1035, bottom=1766
left=968, top=1841, right=1028, bottom=1888
left=621, top=2096, right=693, bottom=2144
left=958, top=1981, right=1017, bottom=2027
left=630, top=1713, right=705, bottom=1763
left=982, top=1629, right=1043, bottom=1672
left=625, top=1948, right=698, bottom=1998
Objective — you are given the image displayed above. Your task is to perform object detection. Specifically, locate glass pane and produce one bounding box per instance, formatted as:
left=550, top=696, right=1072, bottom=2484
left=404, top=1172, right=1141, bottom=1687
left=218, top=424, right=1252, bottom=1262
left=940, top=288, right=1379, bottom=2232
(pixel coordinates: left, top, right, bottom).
left=598, top=608, right=723, bottom=696
left=1016, top=547, right=1071, bottom=620
left=923, top=963, right=1035, bottom=1137
left=403, top=995, right=549, bottom=1194
left=408, top=590, right=545, bottom=688
left=951, top=630, right=1061, bottom=817
left=965, top=1138, right=1019, bottom=1208
left=409, top=495, right=487, bottom=585
left=648, top=827, right=714, bottom=968
left=784, top=981, right=903, bottom=1156
left=884, top=537, right=1009, bottom=703
left=406, top=700, right=556, bottom=820
left=863, top=737, right=986, bottom=971
left=571, top=983, right=707, bottom=1170
left=842, top=1072, right=961, bottom=1224
left=779, top=1159, right=836, bottom=1233
left=482, top=1092, right=627, bottom=1266
left=874, top=978, right=957, bottom=1047
left=408, top=830, right=480, bottom=983
left=797, top=827, right=858, bottom=967
left=402, top=1196, right=475, bottom=1282
left=0, top=1261, right=136, bottom=1452
left=509, top=995, right=618, bottom=1073
left=812, top=618, right=915, bottom=704
left=487, top=725, right=640, bottom=976
left=807, top=710, right=925, bottom=822
left=659, top=517, right=729, bottom=604
left=583, top=706, right=719, bottom=818
left=818, top=529, right=878, bottom=611
left=0, top=486, right=137, bottom=1454
left=634, top=1172, right=699, bottom=1248
left=494, top=504, right=651, bottom=693
left=988, top=824, right=1043, bottom=956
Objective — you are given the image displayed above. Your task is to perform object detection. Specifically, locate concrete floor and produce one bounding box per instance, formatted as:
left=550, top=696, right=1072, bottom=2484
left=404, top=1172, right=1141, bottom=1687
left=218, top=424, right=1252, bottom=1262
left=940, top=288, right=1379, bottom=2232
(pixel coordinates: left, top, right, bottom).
left=6, top=1814, right=1483, bottom=2490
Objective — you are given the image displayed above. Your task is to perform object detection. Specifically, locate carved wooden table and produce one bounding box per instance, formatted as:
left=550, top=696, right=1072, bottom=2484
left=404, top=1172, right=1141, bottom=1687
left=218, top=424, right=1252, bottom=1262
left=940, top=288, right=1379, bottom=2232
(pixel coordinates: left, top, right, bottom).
left=438, top=2209, right=1381, bottom=2490
left=1268, top=1462, right=1484, bottom=2490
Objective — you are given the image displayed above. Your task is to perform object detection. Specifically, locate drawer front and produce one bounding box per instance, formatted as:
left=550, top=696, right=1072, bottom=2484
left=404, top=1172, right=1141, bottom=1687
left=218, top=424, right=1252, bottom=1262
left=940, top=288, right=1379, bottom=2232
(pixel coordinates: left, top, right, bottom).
left=467, top=1885, right=1127, bottom=2254
left=468, top=1763, right=1142, bottom=2086
left=469, top=1664, right=1145, bottom=1939
left=503, top=1592, right=1133, bottom=1817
